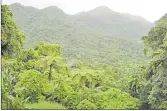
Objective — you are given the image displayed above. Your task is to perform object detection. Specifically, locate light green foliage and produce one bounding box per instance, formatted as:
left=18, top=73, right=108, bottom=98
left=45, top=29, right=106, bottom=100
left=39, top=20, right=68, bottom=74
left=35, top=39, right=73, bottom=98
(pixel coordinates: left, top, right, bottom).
left=72, top=67, right=104, bottom=89
left=104, top=88, right=140, bottom=109
left=86, top=88, right=139, bottom=109
left=53, top=81, right=74, bottom=103
left=63, top=92, right=82, bottom=109
left=25, top=101, right=67, bottom=109
left=51, top=56, right=69, bottom=75
left=1, top=58, right=24, bottom=109
left=159, top=101, right=167, bottom=109
left=36, top=55, right=69, bottom=82
left=1, top=95, right=26, bottom=110
left=1, top=7, right=25, bottom=109
left=3, top=4, right=165, bottom=110
left=77, top=99, right=97, bottom=109
left=23, top=49, right=38, bottom=61
left=34, top=41, right=60, bottom=57
left=24, top=60, right=36, bottom=69
left=15, top=70, right=52, bottom=102
left=37, top=56, right=56, bottom=71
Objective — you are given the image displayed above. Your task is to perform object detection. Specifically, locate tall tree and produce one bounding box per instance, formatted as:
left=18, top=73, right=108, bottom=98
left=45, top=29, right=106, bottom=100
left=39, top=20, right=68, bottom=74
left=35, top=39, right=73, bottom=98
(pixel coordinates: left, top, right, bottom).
left=1, top=5, right=25, bottom=109
left=141, top=14, right=167, bottom=109
left=1, top=5, right=25, bottom=58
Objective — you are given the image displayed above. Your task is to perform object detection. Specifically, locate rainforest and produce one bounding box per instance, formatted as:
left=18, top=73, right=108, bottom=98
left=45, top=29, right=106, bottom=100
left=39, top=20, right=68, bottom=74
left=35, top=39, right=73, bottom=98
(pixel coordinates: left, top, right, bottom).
left=1, top=3, right=167, bottom=110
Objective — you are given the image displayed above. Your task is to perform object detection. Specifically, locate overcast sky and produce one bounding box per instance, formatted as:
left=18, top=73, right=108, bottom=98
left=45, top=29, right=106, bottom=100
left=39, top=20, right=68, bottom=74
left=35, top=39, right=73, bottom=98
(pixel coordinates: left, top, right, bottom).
left=3, top=0, right=167, bottom=23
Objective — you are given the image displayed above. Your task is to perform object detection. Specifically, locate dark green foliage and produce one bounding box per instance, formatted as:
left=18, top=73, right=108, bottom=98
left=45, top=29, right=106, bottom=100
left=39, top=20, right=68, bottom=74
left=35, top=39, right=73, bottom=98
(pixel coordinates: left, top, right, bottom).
left=1, top=5, right=25, bottom=58
left=140, top=14, right=167, bottom=109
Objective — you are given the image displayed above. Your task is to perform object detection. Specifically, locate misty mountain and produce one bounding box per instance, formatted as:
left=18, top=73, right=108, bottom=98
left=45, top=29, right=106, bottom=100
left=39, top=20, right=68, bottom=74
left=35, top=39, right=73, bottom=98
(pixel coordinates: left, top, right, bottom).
left=9, top=3, right=152, bottom=68
left=75, top=6, right=153, bottom=39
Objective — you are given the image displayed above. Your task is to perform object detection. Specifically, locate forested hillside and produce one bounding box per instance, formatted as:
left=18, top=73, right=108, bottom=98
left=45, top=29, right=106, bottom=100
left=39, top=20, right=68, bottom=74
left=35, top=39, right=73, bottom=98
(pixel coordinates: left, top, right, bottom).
left=1, top=4, right=167, bottom=110
left=9, top=3, right=152, bottom=68
left=75, top=6, right=153, bottom=39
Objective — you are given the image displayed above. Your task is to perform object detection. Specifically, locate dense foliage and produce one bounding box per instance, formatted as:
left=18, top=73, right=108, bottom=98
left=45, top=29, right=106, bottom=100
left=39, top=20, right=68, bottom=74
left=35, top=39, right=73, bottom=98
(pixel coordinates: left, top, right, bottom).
left=9, top=3, right=150, bottom=71
left=1, top=4, right=166, bottom=110
left=1, top=5, right=25, bottom=58
left=140, top=14, right=167, bottom=109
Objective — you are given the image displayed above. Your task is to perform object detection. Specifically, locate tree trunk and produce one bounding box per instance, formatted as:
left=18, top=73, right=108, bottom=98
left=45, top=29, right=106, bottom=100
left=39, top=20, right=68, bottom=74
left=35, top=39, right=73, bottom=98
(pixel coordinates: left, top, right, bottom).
left=48, top=64, right=53, bottom=82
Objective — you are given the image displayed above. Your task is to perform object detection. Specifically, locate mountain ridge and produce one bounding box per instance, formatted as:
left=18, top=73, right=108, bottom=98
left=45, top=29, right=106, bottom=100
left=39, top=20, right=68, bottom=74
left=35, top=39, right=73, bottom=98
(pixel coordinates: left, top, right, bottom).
left=10, top=3, right=152, bottom=23
left=74, top=5, right=153, bottom=39
left=9, top=3, right=151, bottom=68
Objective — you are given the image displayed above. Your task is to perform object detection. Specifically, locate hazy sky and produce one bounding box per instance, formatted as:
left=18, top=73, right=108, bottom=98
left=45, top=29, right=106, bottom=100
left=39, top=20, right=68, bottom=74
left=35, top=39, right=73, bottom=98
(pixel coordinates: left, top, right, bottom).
left=3, top=0, right=167, bottom=23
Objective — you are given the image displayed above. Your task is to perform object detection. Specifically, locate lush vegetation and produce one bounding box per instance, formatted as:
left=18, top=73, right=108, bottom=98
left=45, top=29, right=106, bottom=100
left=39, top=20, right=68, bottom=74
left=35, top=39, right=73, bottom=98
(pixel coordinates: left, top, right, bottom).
left=140, top=14, right=167, bottom=109
left=9, top=3, right=151, bottom=68
left=1, top=4, right=167, bottom=110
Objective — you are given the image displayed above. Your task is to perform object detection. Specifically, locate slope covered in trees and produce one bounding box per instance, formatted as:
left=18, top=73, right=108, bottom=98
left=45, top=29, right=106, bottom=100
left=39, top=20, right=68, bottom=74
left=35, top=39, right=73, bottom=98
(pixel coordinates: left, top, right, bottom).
left=127, top=14, right=167, bottom=110
left=1, top=4, right=167, bottom=110
left=2, top=5, right=140, bottom=109
left=75, top=6, right=153, bottom=39
left=9, top=3, right=152, bottom=68
left=140, top=14, right=167, bottom=109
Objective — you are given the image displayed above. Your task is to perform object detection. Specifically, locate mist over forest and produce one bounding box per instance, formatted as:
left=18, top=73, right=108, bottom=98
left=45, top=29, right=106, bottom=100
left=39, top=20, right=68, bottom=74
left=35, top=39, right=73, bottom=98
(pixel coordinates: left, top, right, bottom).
left=1, top=3, right=167, bottom=109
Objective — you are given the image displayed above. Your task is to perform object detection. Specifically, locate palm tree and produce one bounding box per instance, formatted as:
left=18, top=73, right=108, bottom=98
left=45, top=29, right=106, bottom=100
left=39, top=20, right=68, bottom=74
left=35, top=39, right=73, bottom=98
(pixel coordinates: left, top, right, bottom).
left=129, top=75, right=141, bottom=98
left=37, top=56, right=55, bottom=82
left=72, top=69, right=103, bottom=89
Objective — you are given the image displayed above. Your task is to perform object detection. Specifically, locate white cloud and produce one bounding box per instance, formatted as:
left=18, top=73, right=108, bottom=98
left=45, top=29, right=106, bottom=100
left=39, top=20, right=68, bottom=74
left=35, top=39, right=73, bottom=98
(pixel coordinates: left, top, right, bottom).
left=3, top=0, right=167, bottom=22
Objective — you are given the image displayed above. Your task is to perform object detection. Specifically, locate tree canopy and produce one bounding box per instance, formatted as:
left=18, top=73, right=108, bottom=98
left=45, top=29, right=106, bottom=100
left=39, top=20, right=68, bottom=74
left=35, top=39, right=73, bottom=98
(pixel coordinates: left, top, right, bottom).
left=1, top=4, right=167, bottom=110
